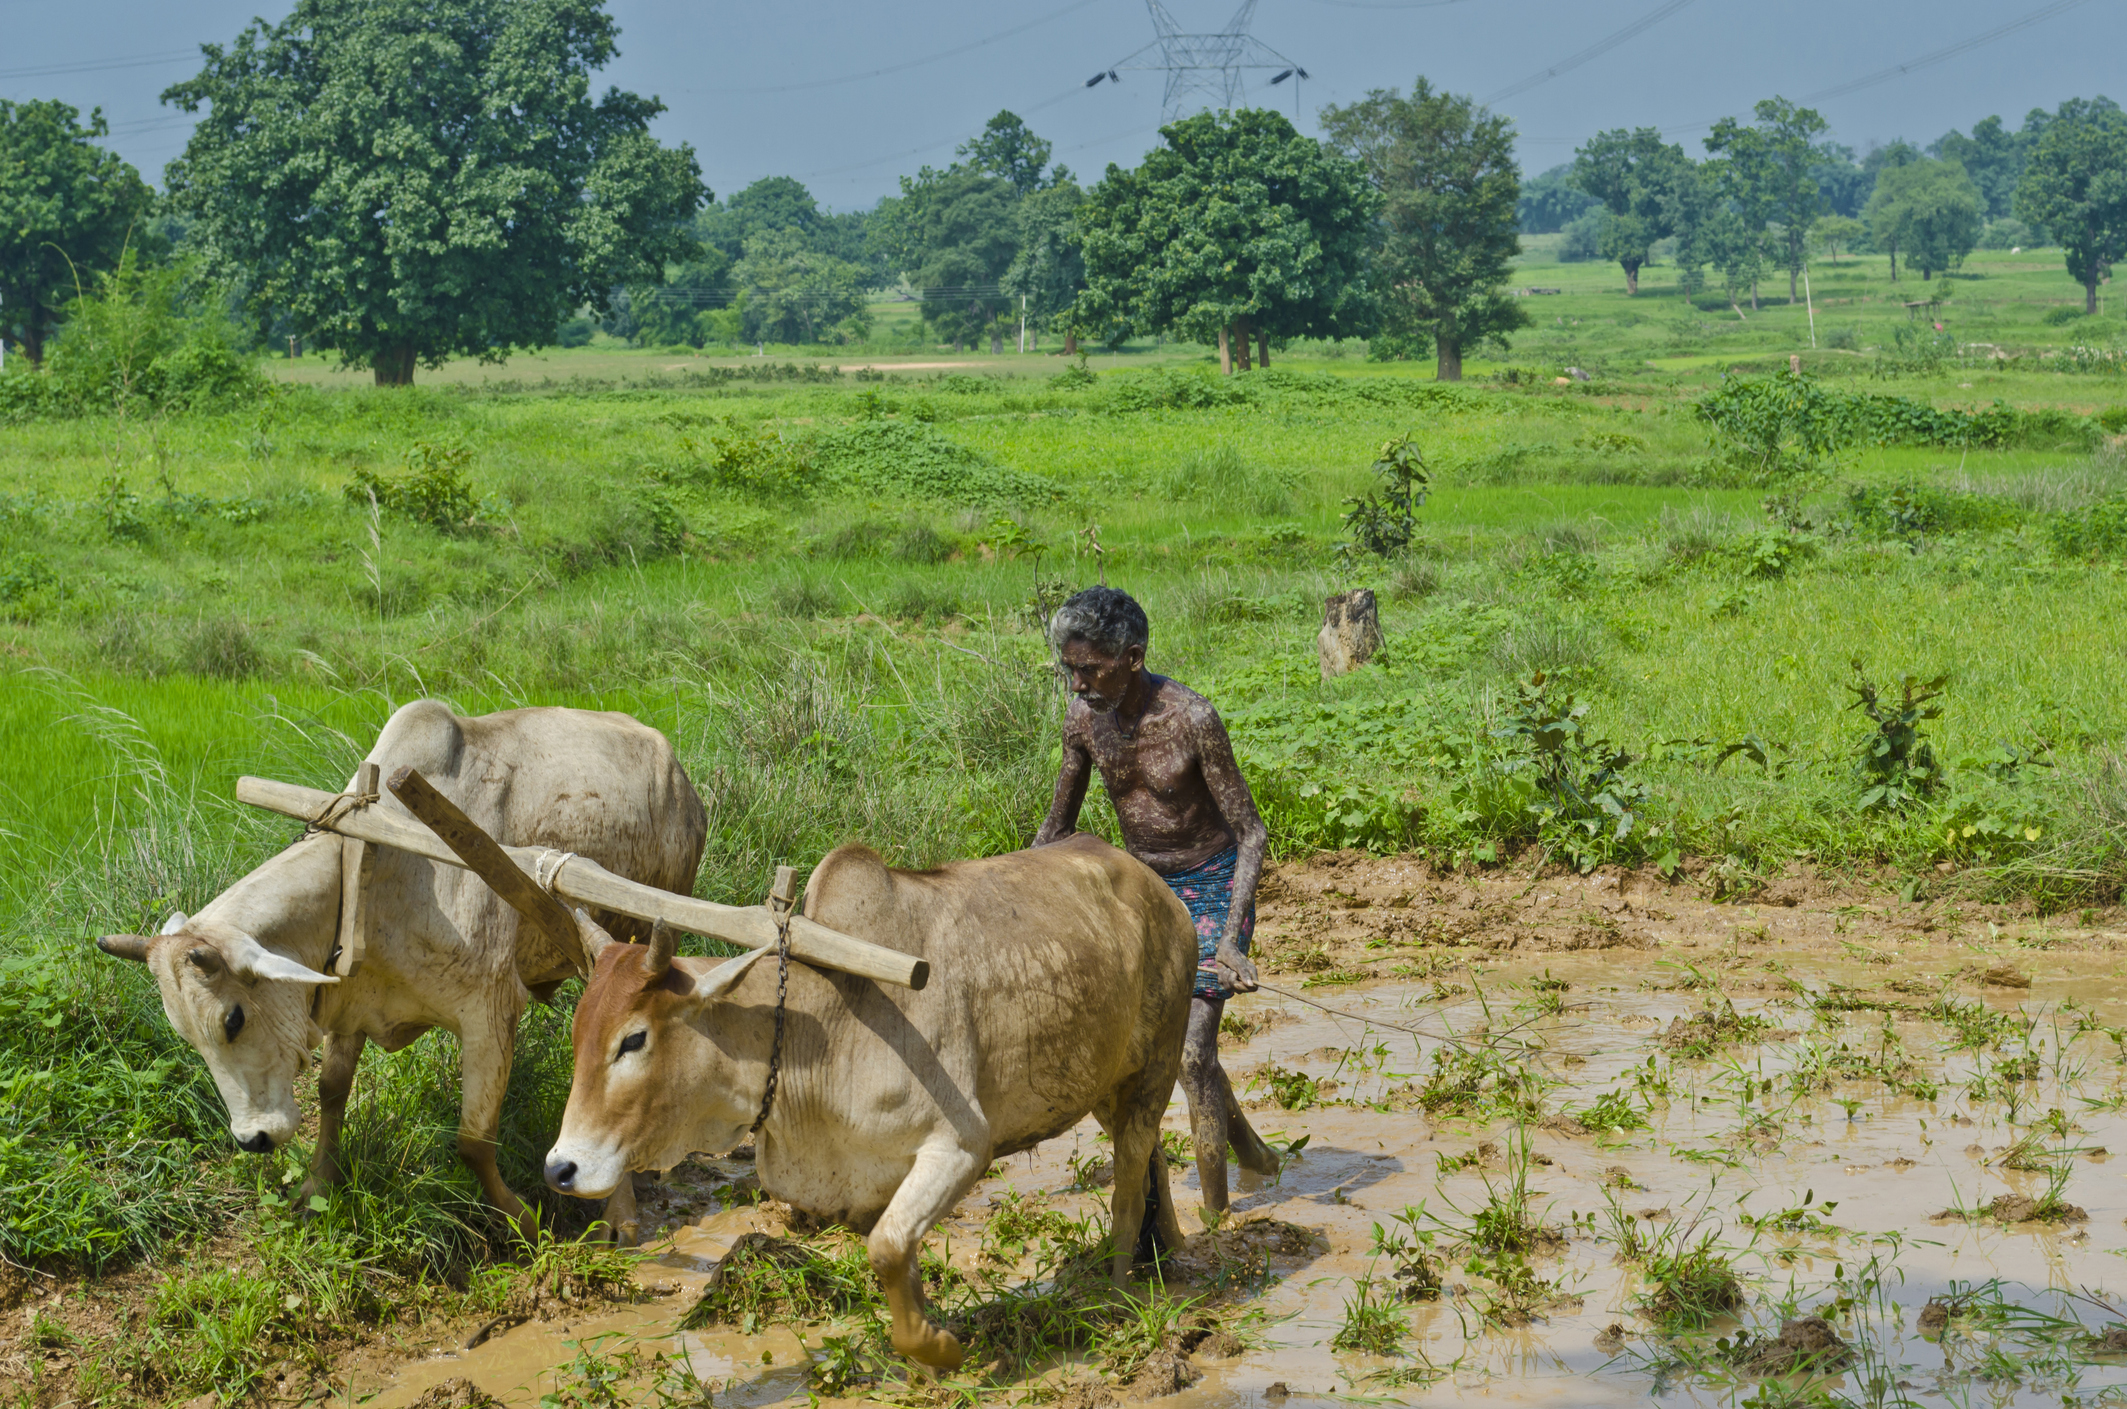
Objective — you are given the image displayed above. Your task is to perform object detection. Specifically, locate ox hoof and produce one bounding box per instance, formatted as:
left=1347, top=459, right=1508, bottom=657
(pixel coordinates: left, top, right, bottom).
left=1236, top=1144, right=1281, bottom=1180
left=894, top=1323, right=964, bottom=1372
left=593, top=1219, right=640, bottom=1249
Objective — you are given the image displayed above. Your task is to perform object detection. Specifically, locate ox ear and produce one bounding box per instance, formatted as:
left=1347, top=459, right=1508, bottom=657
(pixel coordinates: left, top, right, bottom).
left=223, top=930, right=337, bottom=987
left=160, top=911, right=189, bottom=935
left=96, top=934, right=152, bottom=964
left=685, top=946, right=773, bottom=1005
left=574, top=908, right=617, bottom=962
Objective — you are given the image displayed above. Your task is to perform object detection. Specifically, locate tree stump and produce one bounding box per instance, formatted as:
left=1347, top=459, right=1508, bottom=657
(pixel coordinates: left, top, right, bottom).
left=1318, top=589, right=1383, bottom=680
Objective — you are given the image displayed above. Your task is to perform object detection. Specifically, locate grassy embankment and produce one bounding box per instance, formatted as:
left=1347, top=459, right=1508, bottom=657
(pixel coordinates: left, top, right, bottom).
left=2, top=239, right=2126, bottom=1401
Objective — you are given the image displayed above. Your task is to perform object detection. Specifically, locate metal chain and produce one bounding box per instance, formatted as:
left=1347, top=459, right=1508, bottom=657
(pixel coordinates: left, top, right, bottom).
left=750, top=891, right=794, bottom=1135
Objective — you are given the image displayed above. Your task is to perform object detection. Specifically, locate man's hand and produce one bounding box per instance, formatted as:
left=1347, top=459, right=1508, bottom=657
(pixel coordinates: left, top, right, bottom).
left=1215, top=939, right=1259, bottom=993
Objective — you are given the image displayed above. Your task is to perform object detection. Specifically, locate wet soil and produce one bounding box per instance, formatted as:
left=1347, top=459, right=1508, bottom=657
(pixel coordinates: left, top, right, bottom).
left=18, top=856, right=2127, bottom=1406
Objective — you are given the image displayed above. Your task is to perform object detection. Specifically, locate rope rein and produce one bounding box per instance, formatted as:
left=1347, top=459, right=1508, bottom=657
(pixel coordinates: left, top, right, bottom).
left=303, top=787, right=378, bottom=838
left=750, top=869, right=796, bottom=1135
left=533, top=849, right=576, bottom=894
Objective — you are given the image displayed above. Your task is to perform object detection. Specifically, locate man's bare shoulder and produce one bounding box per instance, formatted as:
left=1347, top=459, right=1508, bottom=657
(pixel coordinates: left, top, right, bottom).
left=1155, top=678, right=1227, bottom=730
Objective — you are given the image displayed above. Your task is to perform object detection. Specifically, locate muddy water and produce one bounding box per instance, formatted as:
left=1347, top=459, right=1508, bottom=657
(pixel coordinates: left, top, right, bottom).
left=359, top=949, right=2127, bottom=1407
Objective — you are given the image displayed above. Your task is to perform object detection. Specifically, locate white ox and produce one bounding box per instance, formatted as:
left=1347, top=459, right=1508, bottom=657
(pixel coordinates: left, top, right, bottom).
left=543, top=834, right=1196, bottom=1369
left=97, top=700, right=705, bottom=1239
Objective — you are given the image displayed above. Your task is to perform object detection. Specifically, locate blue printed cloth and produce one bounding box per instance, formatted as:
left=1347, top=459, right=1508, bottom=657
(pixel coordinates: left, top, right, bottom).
left=1158, top=845, right=1254, bottom=1001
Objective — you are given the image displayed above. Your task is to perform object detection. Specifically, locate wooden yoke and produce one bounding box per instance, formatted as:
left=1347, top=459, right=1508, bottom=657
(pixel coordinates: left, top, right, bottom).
left=384, top=765, right=589, bottom=978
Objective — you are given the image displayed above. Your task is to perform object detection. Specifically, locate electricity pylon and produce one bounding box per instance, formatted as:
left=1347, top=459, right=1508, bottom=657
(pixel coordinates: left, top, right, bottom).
left=1085, top=1, right=1307, bottom=123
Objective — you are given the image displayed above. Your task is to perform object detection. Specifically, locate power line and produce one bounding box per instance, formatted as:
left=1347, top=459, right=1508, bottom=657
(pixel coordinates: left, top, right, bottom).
left=795, top=82, right=1086, bottom=180
left=688, top=0, right=1103, bottom=97
left=1799, top=0, right=2097, bottom=103
left=1483, top=0, right=1697, bottom=105
left=0, top=50, right=197, bottom=83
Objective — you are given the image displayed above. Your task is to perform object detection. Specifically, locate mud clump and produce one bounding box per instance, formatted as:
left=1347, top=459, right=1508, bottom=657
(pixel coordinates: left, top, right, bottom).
left=681, top=1231, right=869, bottom=1329
left=1661, top=1001, right=1773, bottom=1058
left=1982, top=963, right=2033, bottom=988
left=1124, top=1347, right=1202, bottom=1398
left=1918, top=1300, right=1951, bottom=1333
left=1934, top=1195, right=2088, bottom=1224
left=2088, top=1325, right=2127, bottom=1352
left=1164, top=1217, right=1324, bottom=1281
left=1539, top=1113, right=1591, bottom=1137
left=1741, top=1316, right=1854, bottom=1374
left=412, top=1379, right=505, bottom=1409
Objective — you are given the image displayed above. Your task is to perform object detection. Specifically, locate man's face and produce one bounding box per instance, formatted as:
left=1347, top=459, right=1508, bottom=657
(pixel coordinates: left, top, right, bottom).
left=1058, top=637, right=1144, bottom=713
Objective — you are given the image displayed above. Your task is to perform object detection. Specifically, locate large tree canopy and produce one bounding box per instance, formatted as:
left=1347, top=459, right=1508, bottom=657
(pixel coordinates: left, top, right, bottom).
left=1866, top=159, right=1983, bottom=281
left=1002, top=179, right=1087, bottom=350
left=1320, top=79, right=1522, bottom=381
left=1571, top=127, right=1692, bottom=296
left=0, top=100, right=154, bottom=364
left=886, top=164, right=1020, bottom=353
left=2016, top=98, right=2127, bottom=316
left=1080, top=108, right=1375, bottom=373
left=1707, top=97, right=1828, bottom=306
left=162, top=0, right=704, bottom=383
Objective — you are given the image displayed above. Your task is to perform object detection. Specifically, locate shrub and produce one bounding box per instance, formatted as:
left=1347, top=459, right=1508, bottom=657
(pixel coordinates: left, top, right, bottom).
left=1342, top=434, right=1428, bottom=558
left=41, top=252, right=266, bottom=417
left=1158, top=443, right=1297, bottom=516
left=1849, top=662, right=1946, bottom=811
left=2048, top=496, right=2127, bottom=558
left=807, top=422, right=1060, bottom=506
left=345, top=442, right=479, bottom=529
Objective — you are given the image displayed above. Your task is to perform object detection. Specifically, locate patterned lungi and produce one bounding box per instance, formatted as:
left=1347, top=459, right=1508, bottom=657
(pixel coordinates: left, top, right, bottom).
left=1157, top=844, right=1255, bottom=1001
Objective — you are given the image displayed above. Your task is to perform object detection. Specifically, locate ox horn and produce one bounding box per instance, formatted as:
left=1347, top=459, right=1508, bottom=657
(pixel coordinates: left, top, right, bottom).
left=573, top=908, right=618, bottom=962
left=222, top=930, right=338, bottom=987
left=96, top=934, right=152, bottom=963
left=645, top=918, right=677, bottom=976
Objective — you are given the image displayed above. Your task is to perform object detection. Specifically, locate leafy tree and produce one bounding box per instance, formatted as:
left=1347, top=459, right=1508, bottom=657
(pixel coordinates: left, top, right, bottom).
left=2016, top=99, right=2127, bottom=316
left=1866, top=160, right=1983, bottom=281
left=631, top=247, right=732, bottom=347
left=1571, top=127, right=1693, bottom=295
left=958, top=111, right=1062, bottom=197
left=1080, top=108, right=1376, bottom=372
left=1517, top=164, right=1599, bottom=234
left=889, top=165, right=1019, bottom=352
left=1002, top=179, right=1087, bottom=352
left=0, top=100, right=154, bottom=364
left=1860, top=139, right=1921, bottom=178
left=1809, top=143, right=1872, bottom=219
left=1813, top=214, right=1864, bottom=263
left=1320, top=80, right=1522, bottom=381
left=730, top=229, right=870, bottom=345
left=1707, top=97, right=1829, bottom=305
left=162, top=0, right=705, bottom=384
left=1932, top=115, right=2032, bottom=219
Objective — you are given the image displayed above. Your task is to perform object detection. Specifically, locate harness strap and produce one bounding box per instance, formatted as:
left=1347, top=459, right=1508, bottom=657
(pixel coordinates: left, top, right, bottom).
left=749, top=866, right=798, bottom=1136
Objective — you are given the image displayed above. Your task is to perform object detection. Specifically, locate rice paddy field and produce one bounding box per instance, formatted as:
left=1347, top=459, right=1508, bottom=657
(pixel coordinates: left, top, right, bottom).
left=5, top=240, right=2127, bottom=1406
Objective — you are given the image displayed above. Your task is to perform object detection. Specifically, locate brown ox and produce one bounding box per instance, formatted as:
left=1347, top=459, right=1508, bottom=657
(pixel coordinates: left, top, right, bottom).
left=542, top=834, right=1195, bottom=1369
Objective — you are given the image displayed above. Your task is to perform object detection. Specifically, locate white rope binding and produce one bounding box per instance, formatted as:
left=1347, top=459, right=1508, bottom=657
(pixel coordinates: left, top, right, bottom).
left=534, top=850, right=576, bottom=894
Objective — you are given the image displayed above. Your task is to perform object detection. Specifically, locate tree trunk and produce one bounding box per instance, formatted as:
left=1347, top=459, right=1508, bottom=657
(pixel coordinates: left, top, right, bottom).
left=1218, top=323, right=1232, bottom=376
left=1064, top=330, right=1078, bottom=356
left=1436, top=334, right=1462, bottom=382
left=373, top=343, right=416, bottom=386
left=1234, top=316, right=1252, bottom=372
left=1888, top=244, right=1898, bottom=282
left=990, top=324, right=1003, bottom=354
left=2089, top=279, right=2102, bottom=316
left=1789, top=266, right=1799, bottom=303
left=1257, top=328, right=1270, bottom=368
left=21, top=322, right=44, bottom=365
left=1317, top=589, right=1383, bottom=680
left=1623, top=261, right=1639, bottom=296
left=1750, top=276, right=1759, bottom=313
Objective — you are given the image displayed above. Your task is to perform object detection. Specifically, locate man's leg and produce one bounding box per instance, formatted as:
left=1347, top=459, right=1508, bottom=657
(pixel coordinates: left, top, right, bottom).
left=1179, top=995, right=1232, bottom=1213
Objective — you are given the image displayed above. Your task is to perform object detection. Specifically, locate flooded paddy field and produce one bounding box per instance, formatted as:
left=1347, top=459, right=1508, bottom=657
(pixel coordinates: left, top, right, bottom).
left=325, top=861, right=2127, bottom=1409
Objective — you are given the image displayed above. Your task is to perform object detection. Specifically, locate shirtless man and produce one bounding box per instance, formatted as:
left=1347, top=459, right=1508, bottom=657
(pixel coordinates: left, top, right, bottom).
left=1033, top=586, right=1279, bottom=1216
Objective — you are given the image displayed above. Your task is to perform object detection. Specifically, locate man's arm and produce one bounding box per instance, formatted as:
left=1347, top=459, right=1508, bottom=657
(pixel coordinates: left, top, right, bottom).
left=1191, top=703, right=1267, bottom=992
left=1032, top=714, right=1093, bottom=847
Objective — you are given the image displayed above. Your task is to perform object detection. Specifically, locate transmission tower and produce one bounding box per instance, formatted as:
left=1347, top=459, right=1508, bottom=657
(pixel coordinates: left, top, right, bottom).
left=1085, top=1, right=1307, bottom=124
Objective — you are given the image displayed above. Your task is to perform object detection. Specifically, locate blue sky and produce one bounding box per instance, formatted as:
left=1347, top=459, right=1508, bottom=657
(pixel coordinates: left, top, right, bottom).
left=3, top=0, right=2119, bottom=209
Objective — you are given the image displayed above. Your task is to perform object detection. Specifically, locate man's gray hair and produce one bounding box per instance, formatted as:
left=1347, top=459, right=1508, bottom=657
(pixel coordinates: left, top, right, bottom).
left=1047, top=586, right=1149, bottom=658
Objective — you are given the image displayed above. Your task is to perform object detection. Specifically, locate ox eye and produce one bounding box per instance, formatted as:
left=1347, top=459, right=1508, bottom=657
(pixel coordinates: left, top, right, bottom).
left=224, top=1006, right=245, bottom=1042
left=616, top=1031, right=646, bottom=1059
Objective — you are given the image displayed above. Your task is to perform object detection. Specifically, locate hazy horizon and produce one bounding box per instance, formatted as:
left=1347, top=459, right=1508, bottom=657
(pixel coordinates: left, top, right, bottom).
left=3, top=0, right=2118, bottom=210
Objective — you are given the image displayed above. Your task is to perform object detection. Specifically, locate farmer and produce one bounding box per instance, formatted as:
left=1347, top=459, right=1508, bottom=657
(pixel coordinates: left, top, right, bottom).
left=1034, top=585, right=1280, bottom=1215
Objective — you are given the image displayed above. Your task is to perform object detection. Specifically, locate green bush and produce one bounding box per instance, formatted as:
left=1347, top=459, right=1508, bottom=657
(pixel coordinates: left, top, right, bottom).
left=40, top=252, right=266, bottom=417
left=2048, top=496, right=2127, bottom=558
left=807, top=421, right=1060, bottom=506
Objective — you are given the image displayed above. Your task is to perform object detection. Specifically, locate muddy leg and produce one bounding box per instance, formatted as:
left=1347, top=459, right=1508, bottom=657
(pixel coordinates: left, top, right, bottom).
left=297, top=1031, right=366, bottom=1207
left=595, top=1177, right=640, bottom=1247
left=1108, top=1109, right=1166, bottom=1284
left=1179, top=996, right=1235, bottom=1213
left=867, top=1137, right=984, bottom=1370
left=455, top=1000, right=534, bottom=1237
